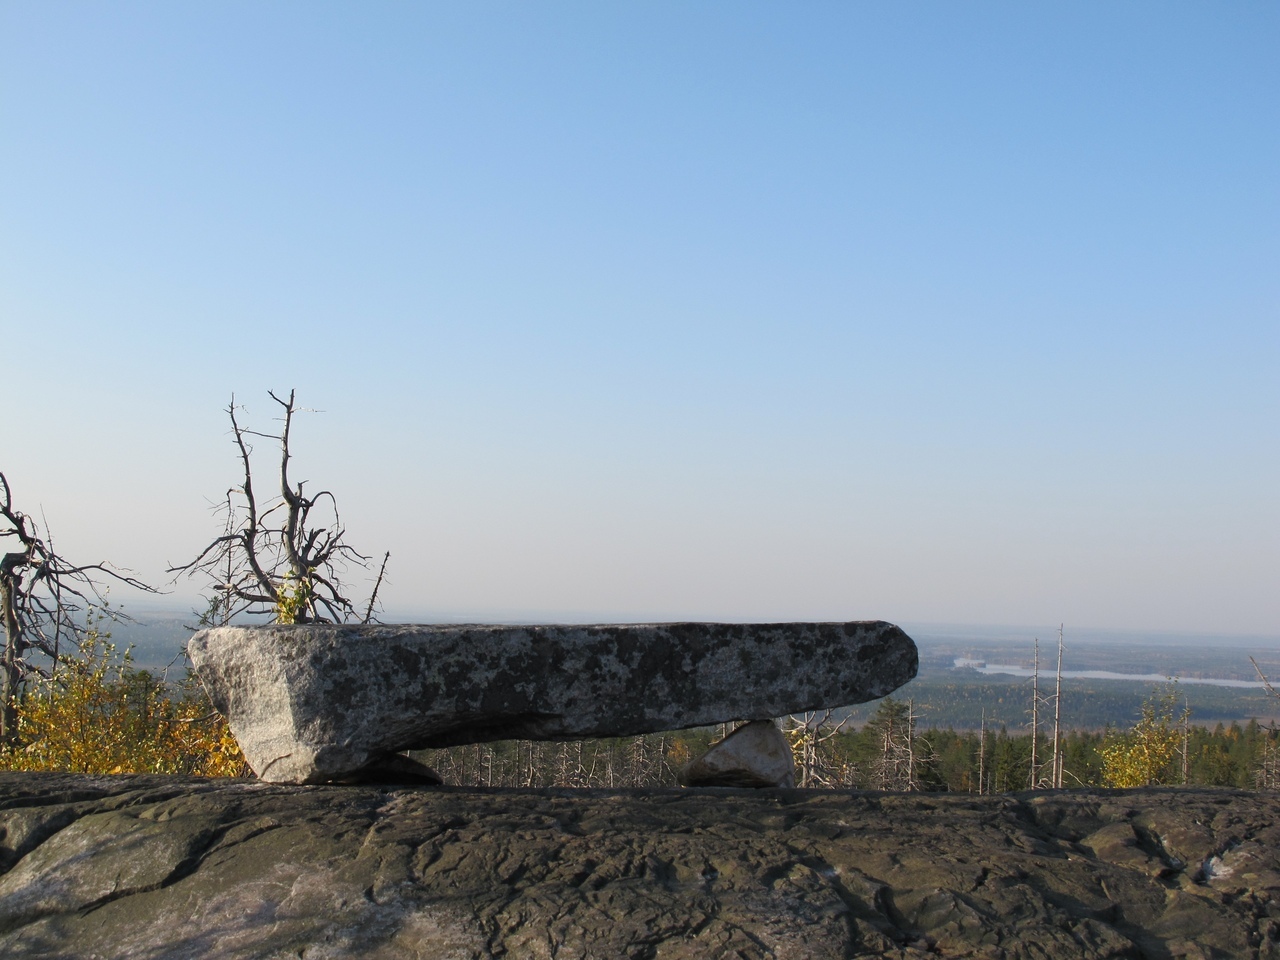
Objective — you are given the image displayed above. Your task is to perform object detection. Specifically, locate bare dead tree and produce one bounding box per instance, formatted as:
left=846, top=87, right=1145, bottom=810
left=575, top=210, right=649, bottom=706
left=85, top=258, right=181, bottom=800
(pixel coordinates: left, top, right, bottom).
left=785, top=709, right=854, bottom=787
left=1029, top=637, right=1040, bottom=788
left=1051, top=625, right=1064, bottom=789
left=978, top=707, right=987, bottom=795
left=867, top=697, right=914, bottom=791
left=169, top=391, right=386, bottom=625
left=1181, top=696, right=1191, bottom=785
left=1250, top=659, right=1280, bottom=791
left=907, top=699, right=919, bottom=791
left=1255, top=723, right=1279, bottom=791
left=1252, top=657, right=1280, bottom=701
left=1, top=471, right=156, bottom=744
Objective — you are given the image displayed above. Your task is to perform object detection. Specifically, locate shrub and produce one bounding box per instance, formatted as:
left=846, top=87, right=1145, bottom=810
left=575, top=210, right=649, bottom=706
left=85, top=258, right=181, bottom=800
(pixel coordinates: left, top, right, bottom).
left=1100, top=686, right=1187, bottom=788
left=0, top=629, right=248, bottom=777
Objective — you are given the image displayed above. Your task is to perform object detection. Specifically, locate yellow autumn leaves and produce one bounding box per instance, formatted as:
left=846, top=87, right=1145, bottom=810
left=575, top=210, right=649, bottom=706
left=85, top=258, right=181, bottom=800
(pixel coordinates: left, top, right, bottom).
left=1100, top=687, right=1188, bottom=788
left=0, top=630, right=248, bottom=777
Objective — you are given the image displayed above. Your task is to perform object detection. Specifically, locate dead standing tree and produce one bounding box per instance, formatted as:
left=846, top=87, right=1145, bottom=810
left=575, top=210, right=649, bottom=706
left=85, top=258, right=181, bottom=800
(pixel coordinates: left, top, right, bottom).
left=169, top=391, right=388, bottom=625
left=785, top=710, right=855, bottom=787
left=0, top=471, right=155, bottom=745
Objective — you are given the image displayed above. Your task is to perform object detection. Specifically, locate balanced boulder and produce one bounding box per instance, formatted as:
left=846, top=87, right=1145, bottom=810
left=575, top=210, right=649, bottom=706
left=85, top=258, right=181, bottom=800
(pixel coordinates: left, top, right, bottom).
left=188, top=620, right=917, bottom=784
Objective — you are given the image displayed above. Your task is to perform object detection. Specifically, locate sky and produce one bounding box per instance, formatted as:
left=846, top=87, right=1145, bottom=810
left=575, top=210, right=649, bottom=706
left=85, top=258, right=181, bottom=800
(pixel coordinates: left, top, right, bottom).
left=2, top=3, right=1277, bottom=636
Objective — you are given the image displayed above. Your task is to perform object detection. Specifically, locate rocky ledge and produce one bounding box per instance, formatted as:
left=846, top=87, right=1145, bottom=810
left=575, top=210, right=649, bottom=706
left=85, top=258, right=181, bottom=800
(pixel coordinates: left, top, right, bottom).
left=1, top=774, right=1278, bottom=959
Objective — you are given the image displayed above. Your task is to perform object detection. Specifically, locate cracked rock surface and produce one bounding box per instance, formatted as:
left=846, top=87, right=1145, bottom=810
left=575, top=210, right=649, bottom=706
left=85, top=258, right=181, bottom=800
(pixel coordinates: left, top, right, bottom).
left=2, top=774, right=1279, bottom=959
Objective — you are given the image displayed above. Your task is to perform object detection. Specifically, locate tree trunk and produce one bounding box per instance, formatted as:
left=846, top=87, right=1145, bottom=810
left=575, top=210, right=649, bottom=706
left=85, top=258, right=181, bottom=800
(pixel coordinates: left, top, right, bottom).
left=1030, top=638, right=1040, bottom=789
left=0, top=572, right=24, bottom=746
left=1052, top=626, right=1064, bottom=789
left=978, top=709, right=986, bottom=796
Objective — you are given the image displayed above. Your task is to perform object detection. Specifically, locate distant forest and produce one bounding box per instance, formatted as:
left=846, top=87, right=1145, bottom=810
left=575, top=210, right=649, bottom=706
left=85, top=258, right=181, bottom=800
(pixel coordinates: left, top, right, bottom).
left=3, top=628, right=1277, bottom=794
left=14, top=603, right=1278, bottom=792
left=414, top=701, right=1280, bottom=794
left=834, top=675, right=1280, bottom=731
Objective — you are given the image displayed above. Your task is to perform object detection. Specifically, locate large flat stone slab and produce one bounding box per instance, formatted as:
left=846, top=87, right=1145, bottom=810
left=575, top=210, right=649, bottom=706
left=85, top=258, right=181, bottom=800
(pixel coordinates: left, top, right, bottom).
left=188, top=621, right=917, bottom=784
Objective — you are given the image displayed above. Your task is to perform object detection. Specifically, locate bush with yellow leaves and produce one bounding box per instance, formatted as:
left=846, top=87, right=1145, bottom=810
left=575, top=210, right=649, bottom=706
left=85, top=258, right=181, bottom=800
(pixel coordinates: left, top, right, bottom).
left=0, top=629, right=248, bottom=777
left=1100, top=685, right=1188, bottom=788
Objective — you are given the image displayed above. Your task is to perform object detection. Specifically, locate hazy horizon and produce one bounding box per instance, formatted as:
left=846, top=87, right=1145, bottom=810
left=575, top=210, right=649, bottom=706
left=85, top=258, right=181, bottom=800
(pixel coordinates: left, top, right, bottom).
left=4, top=3, right=1276, bottom=637
left=116, top=595, right=1280, bottom=650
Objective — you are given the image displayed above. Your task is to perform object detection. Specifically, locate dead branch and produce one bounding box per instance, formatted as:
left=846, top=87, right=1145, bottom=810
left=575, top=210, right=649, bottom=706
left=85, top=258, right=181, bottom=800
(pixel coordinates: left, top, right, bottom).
left=362, top=552, right=391, bottom=624
left=1252, top=657, right=1279, bottom=701
left=169, top=391, right=382, bottom=626
left=1, top=470, right=157, bottom=744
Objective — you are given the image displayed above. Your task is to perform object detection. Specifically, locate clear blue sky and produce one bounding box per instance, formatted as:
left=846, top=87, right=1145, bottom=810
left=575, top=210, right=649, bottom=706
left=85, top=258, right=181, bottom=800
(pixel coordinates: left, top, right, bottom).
left=2, top=3, right=1276, bottom=635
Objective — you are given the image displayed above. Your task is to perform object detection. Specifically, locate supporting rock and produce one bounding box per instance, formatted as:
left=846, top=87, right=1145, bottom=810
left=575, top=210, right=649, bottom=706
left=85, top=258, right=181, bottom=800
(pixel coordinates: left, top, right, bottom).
left=189, top=620, right=917, bottom=784
left=680, top=720, right=796, bottom=788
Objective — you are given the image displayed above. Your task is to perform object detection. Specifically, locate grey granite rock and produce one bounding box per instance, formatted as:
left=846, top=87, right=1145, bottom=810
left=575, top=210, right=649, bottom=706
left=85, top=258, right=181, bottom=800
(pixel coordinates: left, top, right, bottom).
left=681, top=720, right=796, bottom=788
left=188, top=620, right=917, bottom=784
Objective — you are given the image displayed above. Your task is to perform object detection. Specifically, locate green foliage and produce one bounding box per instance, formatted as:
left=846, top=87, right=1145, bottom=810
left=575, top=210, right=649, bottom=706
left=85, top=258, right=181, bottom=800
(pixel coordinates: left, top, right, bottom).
left=834, top=676, right=1280, bottom=732
left=1060, top=730, right=1106, bottom=787
left=274, top=573, right=312, bottom=626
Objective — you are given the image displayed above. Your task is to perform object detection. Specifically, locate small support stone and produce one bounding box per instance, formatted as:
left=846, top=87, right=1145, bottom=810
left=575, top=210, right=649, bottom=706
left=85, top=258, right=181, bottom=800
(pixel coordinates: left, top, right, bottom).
left=680, top=720, right=796, bottom=789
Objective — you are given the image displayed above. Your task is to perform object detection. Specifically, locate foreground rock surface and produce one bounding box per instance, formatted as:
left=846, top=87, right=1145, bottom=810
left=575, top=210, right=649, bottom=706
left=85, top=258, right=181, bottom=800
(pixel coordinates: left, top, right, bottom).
left=189, top=621, right=917, bottom=783
left=2, top=774, right=1279, bottom=959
